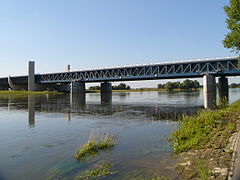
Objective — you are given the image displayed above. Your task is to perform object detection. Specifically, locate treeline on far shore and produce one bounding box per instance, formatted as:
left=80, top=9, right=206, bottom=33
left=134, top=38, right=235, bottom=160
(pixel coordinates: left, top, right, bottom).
left=157, top=79, right=200, bottom=91
left=229, top=83, right=240, bottom=88
left=88, top=80, right=200, bottom=91
left=87, top=80, right=240, bottom=92
left=89, top=83, right=130, bottom=90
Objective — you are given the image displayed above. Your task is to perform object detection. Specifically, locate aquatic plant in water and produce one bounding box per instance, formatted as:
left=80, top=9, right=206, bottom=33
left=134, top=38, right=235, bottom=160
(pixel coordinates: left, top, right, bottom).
left=75, top=160, right=114, bottom=179
left=46, top=159, right=86, bottom=180
left=75, top=132, right=115, bottom=160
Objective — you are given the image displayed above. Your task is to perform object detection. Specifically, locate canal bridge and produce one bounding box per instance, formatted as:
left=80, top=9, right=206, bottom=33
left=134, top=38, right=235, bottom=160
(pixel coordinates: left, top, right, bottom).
left=0, top=57, right=239, bottom=108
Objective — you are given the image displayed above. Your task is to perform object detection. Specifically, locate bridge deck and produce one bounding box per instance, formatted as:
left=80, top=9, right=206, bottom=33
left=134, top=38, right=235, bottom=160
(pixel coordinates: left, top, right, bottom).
left=0, top=57, right=239, bottom=85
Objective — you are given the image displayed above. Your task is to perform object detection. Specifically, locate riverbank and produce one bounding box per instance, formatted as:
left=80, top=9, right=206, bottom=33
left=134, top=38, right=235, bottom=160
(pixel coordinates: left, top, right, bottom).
left=0, top=91, right=64, bottom=95
left=170, top=100, right=240, bottom=179
left=87, top=88, right=201, bottom=93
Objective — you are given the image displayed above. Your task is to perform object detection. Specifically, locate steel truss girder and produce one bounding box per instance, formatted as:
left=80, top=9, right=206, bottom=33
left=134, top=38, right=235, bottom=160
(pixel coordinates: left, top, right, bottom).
left=38, top=58, right=240, bottom=83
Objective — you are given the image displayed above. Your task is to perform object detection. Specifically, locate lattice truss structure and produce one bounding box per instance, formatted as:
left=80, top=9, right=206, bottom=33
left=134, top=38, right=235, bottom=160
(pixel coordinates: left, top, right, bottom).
left=38, top=57, right=240, bottom=83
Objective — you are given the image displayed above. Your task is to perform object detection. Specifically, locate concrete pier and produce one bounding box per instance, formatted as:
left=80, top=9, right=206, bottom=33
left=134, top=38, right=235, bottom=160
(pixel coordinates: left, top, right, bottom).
left=100, top=82, right=112, bottom=94
left=218, top=76, right=229, bottom=102
left=101, top=82, right=112, bottom=105
left=28, top=61, right=36, bottom=91
left=70, top=81, right=85, bottom=94
left=203, top=75, right=216, bottom=109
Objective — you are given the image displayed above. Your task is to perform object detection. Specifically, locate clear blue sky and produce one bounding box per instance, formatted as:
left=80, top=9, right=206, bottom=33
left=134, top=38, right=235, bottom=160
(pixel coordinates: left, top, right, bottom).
left=0, top=0, right=238, bottom=87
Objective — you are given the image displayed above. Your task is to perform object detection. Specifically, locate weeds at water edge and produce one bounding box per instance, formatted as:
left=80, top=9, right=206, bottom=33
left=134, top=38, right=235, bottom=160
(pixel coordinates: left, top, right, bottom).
left=75, top=132, right=115, bottom=160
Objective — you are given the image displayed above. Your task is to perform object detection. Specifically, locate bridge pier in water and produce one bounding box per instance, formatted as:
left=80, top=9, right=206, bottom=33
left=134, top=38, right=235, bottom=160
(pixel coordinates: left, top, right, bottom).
left=70, top=81, right=86, bottom=109
left=203, top=75, right=216, bottom=109
left=70, top=81, right=85, bottom=94
left=218, top=76, right=229, bottom=103
left=101, top=82, right=112, bottom=105
left=28, top=61, right=47, bottom=91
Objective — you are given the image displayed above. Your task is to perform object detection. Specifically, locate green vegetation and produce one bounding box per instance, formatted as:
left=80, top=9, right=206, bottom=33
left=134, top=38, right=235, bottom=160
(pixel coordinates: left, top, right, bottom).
left=87, top=88, right=200, bottom=93
left=112, top=83, right=130, bottom=90
left=223, top=0, right=240, bottom=55
left=75, top=161, right=113, bottom=179
left=158, top=79, right=200, bottom=91
left=229, top=83, right=240, bottom=88
left=196, top=159, right=212, bottom=180
left=88, top=86, right=101, bottom=90
left=75, top=132, right=115, bottom=160
left=0, top=90, right=63, bottom=95
left=46, top=159, right=86, bottom=180
left=170, top=100, right=240, bottom=153
left=89, top=83, right=131, bottom=90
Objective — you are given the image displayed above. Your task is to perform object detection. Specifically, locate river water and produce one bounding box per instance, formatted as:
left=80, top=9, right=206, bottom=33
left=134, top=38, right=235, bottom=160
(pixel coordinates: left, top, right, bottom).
left=0, top=89, right=240, bottom=180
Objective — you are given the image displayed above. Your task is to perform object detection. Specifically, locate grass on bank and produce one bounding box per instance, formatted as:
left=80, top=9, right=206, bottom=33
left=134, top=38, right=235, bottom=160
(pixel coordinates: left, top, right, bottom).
left=196, top=158, right=212, bottom=180
left=169, top=100, right=240, bottom=154
left=75, top=132, right=115, bottom=160
left=0, top=90, right=63, bottom=95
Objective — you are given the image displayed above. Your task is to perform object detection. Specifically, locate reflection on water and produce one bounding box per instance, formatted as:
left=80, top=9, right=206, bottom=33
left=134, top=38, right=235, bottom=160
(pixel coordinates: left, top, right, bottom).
left=101, top=92, right=112, bottom=106
left=0, top=89, right=239, bottom=180
left=1, top=93, right=202, bottom=127
left=70, top=93, right=86, bottom=109
left=28, top=95, right=35, bottom=128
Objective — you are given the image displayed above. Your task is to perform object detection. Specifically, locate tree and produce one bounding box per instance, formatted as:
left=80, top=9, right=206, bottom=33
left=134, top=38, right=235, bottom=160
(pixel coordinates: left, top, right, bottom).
left=230, top=83, right=238, bottom=88
left=164, top=82, right=175, bottom=91
left=157, top=83, right=164, bottom=89
left=112, top=83, right=131, bottom=90
left=118, top=83, right=127, bottom=90
left=89, top=86, right=100, bottom=90
left=181, top=79, right=191, bottom=90
left=223, top=0, right=240, bottom=55
left=193, top=80, right=200, bottom=89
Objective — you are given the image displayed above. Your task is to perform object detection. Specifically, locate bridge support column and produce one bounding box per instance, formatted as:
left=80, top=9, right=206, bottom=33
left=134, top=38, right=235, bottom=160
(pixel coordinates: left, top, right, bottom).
left=101, top=82, right=112, bottom=94
left=218, top=76, right=229, bottom=104
left=203, top=75, right=216, bottom=109
left=28, top=61, right=36, bottom=91
left=101, top=82, right=112, bottom=105
left=71, top=81, right=85, bottom=94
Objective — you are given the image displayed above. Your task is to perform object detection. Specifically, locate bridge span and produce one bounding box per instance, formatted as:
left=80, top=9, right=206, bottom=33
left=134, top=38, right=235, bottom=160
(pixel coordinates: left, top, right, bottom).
left=0, top=57, right=239, bottom=108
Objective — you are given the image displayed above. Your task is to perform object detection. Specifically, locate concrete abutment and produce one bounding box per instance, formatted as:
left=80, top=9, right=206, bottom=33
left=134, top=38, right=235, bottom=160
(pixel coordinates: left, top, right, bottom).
left=100, top=82, right=112, bottom=105
left=8, top=76, right=27, bottom=91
